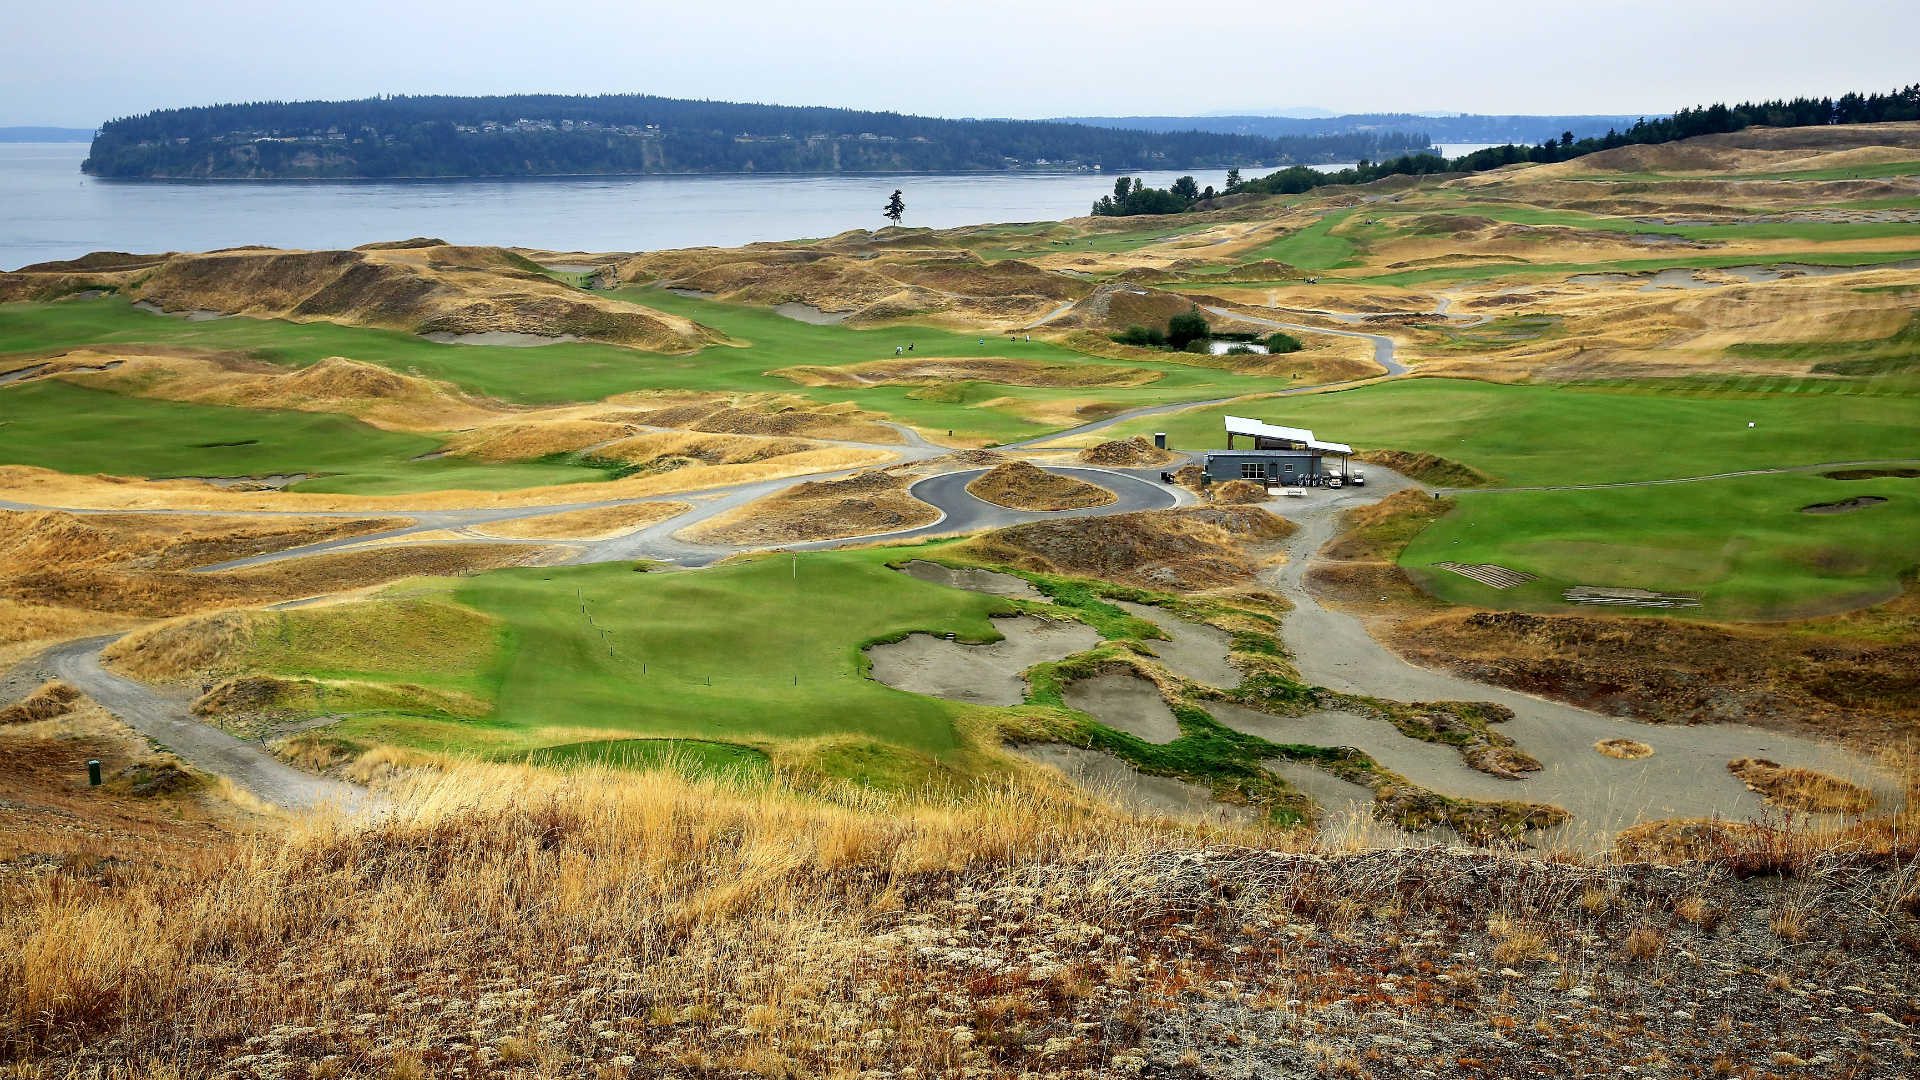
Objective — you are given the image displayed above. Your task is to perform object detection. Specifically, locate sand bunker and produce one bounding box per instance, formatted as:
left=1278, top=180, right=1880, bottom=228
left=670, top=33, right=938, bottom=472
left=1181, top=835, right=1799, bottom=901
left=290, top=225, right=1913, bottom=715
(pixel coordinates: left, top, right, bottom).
left=772, top=302, right=849, bottom=325
left=898, top=560, right=1042, bottom=599
left=1062, top=672, right=1182, bottom=743
left=1111, top=600, right=1242, bottom=688
left=966, top=462, right=1116, bottom=512
left=1799, top=496, right=1889, bottom=515
left=1016, top=744, right=1255, bottom=824
left=1825, top=467, right=1920, bottom=481
left=866, top=616, right=1100, bottom=707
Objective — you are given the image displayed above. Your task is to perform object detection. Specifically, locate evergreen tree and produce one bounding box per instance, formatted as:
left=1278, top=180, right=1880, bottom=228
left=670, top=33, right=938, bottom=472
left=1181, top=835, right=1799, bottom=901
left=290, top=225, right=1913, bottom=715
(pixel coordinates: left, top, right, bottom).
left=883, top=189, right=906, bottom=227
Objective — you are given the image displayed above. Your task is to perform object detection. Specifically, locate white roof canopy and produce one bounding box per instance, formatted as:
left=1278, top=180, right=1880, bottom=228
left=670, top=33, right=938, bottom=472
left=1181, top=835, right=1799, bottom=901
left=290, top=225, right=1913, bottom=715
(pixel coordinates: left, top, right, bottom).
left=1223, top=415, right=1351, bottom=455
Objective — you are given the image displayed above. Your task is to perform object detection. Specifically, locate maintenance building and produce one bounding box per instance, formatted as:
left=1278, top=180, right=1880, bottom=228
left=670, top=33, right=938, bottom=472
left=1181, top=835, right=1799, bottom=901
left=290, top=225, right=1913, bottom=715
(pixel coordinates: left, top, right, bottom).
left=1201, top=415, right=1353, bottom=484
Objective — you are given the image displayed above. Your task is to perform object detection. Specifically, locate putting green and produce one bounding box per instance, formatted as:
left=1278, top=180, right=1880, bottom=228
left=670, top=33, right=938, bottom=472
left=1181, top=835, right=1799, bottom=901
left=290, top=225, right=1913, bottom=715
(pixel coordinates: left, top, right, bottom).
left=244, top=548, right=1041, bottom=780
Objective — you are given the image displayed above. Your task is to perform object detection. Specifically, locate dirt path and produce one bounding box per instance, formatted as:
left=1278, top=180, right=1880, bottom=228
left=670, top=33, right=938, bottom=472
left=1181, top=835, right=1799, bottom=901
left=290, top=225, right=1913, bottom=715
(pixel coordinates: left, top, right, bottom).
left=1260, top=472, right=1903, bottom=848
left=41, top=637, right=370, bottom=813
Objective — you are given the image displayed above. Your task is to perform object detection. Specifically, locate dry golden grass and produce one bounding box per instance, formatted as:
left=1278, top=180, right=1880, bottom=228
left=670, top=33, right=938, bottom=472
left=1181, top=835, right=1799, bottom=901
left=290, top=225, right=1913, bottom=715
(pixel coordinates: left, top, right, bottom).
left=0, top=760, right=1182, bottom=1073
left=685, top=470, right=939, bottom=546
left=964, top=461, right=1116, bottom=512
left=606, top=392, right=905, bottom=445
left=59, top=352, right=506, bottom=433
left=472, top=501, right=691, bottom=541
left=442, top=419, right=637, bottom=461
left=1596, top=738, right=1655, bottom=760
left=1727, top=757, right=1877, bottom=814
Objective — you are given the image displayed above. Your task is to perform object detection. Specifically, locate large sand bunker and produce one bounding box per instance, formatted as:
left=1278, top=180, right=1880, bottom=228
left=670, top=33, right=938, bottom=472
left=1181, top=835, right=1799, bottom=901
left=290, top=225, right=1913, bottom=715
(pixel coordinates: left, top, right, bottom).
left=897, top=560, right=1042, bottom=599
left=1111, top=600, right=1242, bottom=688
left=865, top=616, right=1100, bottom=707
left=1061, top=672, right=1182, bottom=743
left=1016, top=744, right=1255, bottom=824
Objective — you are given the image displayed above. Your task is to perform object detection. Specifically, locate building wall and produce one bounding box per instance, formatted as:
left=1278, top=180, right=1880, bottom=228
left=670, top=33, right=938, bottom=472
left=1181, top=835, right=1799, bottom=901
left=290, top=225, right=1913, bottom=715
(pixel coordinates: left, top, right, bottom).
left=1203, top=451, right=1322, bottom=482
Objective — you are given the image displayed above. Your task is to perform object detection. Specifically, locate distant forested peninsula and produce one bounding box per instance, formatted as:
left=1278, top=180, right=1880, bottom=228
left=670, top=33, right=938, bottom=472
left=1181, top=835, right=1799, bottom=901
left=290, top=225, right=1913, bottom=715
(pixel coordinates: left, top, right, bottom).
left=80, top=94, right=1431, bottom=180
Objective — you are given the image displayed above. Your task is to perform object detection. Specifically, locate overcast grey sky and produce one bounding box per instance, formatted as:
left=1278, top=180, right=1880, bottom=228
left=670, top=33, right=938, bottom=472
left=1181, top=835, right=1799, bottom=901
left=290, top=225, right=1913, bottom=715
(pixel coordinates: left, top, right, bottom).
left=5, top=0, right=1915, bottom=127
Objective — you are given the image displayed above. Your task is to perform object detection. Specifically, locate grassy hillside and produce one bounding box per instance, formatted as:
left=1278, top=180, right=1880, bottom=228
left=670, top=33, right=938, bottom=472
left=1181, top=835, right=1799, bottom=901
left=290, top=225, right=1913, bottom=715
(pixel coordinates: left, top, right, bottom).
left=1404, top=472, right=1920, bottom=618
left=1110, top=378, right=1920, bottom=487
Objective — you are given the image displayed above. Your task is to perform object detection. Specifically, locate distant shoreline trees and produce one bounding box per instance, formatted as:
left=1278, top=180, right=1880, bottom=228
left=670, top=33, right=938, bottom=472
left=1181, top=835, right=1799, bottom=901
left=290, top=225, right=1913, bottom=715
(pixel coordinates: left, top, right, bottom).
left=78, top=93, right=1413, bottom=180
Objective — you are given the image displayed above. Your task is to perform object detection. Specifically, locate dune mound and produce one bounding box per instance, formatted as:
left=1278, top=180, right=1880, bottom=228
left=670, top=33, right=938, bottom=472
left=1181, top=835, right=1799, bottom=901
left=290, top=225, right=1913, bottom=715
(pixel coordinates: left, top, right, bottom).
left=961, top=506, right=1293, bottom=589
left=1356, top=450, right=1494, bottom=488
left=591, top=431, right=825, bottom=471
left=1208, top=479, right=1270, bottom=505
left=683, top=470, right=939, bottom=546
left=1727, top=758, right=1875, bottom=814
left=478, top=502, right=690, bottom=541
left=445, top=420, right=639, bottom=462
left=1075, top=436, right=1180, bottom=468
left=965, top=462, right=1116, bottom=512
left=3, top=245, right=720, bottom=352
left=613, top=396, right=901, bottom=444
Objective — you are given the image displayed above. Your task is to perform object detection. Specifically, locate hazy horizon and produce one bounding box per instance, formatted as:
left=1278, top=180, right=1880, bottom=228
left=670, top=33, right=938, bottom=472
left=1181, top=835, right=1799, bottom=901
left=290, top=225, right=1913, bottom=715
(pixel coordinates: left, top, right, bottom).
left=4, top=0, right=1916, bottom=128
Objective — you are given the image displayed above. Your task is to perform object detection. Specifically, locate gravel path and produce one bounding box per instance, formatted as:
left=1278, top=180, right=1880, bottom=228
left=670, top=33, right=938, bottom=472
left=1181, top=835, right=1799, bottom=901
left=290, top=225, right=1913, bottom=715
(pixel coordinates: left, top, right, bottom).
left=40, top=637, right=370, bottom=813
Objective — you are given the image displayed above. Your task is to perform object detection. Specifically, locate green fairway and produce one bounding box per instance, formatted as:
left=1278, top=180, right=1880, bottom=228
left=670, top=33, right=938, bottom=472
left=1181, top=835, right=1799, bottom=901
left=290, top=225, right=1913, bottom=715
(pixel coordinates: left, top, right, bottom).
left=246, top=548, right=1051, bottom=779
left=1328, top=249, right=1920, bottom=289
left=0, top=380, right=613, bottom=493
left=1234, top=207, right=1364, bottom=270
left=1107, top=378, right=1920, bottom=487
left=1362, top=202, right=1920, bottom=247
left=1404, top=473, right=1920, bottom=618
left=615, top=288, right=1293, bottom=441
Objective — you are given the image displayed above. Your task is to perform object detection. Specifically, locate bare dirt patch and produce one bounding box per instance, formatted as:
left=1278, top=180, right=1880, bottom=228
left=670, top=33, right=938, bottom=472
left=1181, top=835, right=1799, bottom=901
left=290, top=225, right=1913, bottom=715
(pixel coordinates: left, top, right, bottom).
left=966, top=462, right=1116, bottom=512
left=1799, top=495, right=1889, bottom=514
left=475, top=502, right=690, bottom=541
left=865, top=616, right=1100, bottom=706
left=685, top=470, right=939, bottom=546
left=1826, top=467, right=1920, bottom=481
left=1727, top=757, right=1876, bottom=814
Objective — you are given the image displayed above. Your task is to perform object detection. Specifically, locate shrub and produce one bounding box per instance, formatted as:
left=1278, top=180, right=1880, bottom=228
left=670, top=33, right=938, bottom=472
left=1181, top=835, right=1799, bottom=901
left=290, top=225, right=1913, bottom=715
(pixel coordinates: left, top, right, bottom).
left=1264, top=331, right=1303, bottom=353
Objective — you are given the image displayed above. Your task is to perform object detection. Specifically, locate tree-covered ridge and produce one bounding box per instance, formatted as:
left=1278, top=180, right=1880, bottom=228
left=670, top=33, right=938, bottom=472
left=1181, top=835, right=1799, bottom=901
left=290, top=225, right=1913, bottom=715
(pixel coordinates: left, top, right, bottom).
left=1084, top=85, right=1920, bottom=213
left=79, top=93, right=1408, bottom=180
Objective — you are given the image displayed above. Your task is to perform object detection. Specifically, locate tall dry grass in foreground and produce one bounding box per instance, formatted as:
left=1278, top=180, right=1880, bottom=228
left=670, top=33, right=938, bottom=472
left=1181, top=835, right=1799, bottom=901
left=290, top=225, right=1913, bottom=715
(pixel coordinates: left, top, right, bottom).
left=0, top=763, right=1242, bottom=1075
left=5, top=759, right=1916, bottom=1078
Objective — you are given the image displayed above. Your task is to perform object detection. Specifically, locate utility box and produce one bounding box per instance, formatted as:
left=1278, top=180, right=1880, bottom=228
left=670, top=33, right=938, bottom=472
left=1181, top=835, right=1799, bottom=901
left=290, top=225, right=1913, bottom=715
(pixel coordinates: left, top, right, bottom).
left=1153, top=432, right=1167, bottom=450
